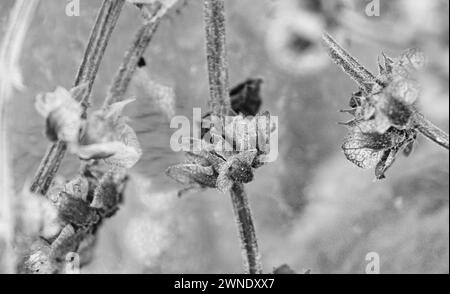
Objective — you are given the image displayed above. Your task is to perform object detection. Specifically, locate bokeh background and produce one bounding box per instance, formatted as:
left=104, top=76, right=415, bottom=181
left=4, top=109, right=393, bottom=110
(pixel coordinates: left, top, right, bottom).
left=1, top=0, right=448, bottom=273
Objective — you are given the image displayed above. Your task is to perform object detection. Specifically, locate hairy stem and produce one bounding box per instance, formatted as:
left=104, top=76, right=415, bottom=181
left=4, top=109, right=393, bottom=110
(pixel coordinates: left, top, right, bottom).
left=103, top=2, right=173, bottom=107
left=30, top=0, right=125, bottom=196
left=413, top=112, right=449, bottom=150
left=203, top=0, right=262, bottom=274
left=230, top=184, right=263, bottom=274
left=204, top=0, right=231, bottom=116
left=322, top=32, right=450, bottom=152
left=321, top=33, right=376, bottom=94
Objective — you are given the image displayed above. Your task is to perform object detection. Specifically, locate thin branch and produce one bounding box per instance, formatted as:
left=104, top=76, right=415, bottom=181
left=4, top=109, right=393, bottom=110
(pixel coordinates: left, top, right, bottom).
left=24, top=1, right=174, bottom=273
left=413, top=112, right=449, bottom=150
left=30, top=0, right=125, bottom=196
left=230, top=184, right=263, bottom=274
left=321, top=33, right=376, bottom=94
left=203, top=0, right=263, bottom=274
left=103, top=2, right=174, bottom=107
left=204, top=0, right=231, bottom=116
left=322, top=32, right=450, bottom=151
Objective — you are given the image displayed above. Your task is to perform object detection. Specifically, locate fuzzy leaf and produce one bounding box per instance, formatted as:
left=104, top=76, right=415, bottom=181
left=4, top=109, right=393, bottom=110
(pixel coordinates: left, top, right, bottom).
left=342, top=130, right=393, bottom=169
left=91, top=170, right=127, bottom=217
left=166, top=164, right=216, bottom=189
left=24, top=241, right=57, bottom=274
left=79, top=100, right=142, bottom=168
left=50, top=191, right=99, bottom=228
left=104, top=124, right=142, bottom=168
left=375, top=148, right=399, bottom=180
left=63, top=176, right=89, bottom=201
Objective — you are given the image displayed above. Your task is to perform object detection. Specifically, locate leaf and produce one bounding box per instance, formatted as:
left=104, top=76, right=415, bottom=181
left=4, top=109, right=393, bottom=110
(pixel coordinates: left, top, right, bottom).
left=342, top=131, right=391, bottom=169
left=403, top=139, right=415, bottom=157
left=24, top=241, right=57, bottom=274
left=105, top=98, right=136, bottom=123
left=51, top=191, right=99, bottom=228
left=236, top=150, right=258, bottom=167
left=63, top=176, right=89, bottom=201
left=82, top=99, right=135, bottom=145
left=91, top=170, right=127, bottom=217
left=166, top=164, right=216, bottom=188
left=104, top=124, right=142, bottom=168
left=79, top=100, right=142, bottom=169
left=50, top=224, right=76, bottom=258
left=375, top=148, right=399, bottom=180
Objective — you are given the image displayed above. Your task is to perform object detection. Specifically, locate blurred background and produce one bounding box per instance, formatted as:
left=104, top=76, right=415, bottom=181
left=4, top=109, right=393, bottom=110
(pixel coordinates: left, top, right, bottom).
left=0, top=0, right=448, bottom=273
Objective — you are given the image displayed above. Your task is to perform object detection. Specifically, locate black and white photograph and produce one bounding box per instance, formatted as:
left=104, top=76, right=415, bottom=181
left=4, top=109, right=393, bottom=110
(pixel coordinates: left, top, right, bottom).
left=0, top=0, right=448, bottom=277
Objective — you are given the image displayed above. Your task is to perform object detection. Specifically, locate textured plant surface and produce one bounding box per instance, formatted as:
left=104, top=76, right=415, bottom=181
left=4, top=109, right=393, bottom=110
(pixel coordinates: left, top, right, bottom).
left=17, top=0, right=177, bottom=274
left=166, top=0, right=273, bottom=274
left=0, top=0, right=447, bottom=274
left=323, top=33, right=449, bottom=180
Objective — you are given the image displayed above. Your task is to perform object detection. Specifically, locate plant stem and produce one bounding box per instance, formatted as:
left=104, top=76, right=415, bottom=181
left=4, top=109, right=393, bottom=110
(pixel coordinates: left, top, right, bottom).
left=203, top=0, right=263, bottom=274
left=322, top=32, right=450, bottom=151
left=413, top=112, right=449, bottom=150
left=203, top=0, right=231, bottom=116
left=30, top=0, right=125, bottom=196
left=230, top=184, right=263, bottom=274
left=103, top=2, right=173, bottom=107
left=321, top=33, right=376, bottom=94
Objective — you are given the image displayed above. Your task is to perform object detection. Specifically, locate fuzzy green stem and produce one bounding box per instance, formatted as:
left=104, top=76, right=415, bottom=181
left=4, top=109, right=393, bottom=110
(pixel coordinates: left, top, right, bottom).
left=230, top=183, right=263, bottom=274
left=203, top=0, right=263, bottom=274
left=30, top=0, right=125, bottom=196
left=321, top=33, right=376, bottom=94
left=413, top=112, right=449, bottom=150
left=204, top=0, right=231, bottom=116
left=103, top=2, right=174, bottom=107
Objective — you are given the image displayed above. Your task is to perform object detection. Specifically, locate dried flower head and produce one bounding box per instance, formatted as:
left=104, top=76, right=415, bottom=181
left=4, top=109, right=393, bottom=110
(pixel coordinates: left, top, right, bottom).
left=23, top=240, right=57, bottom=274
left=167, top=111, right=276, bottom=196
left=91, top=169, right=127, bottom=217
left=341, top=48, right=425, bottom=133
left=323, top=33, right=448, bottom=179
